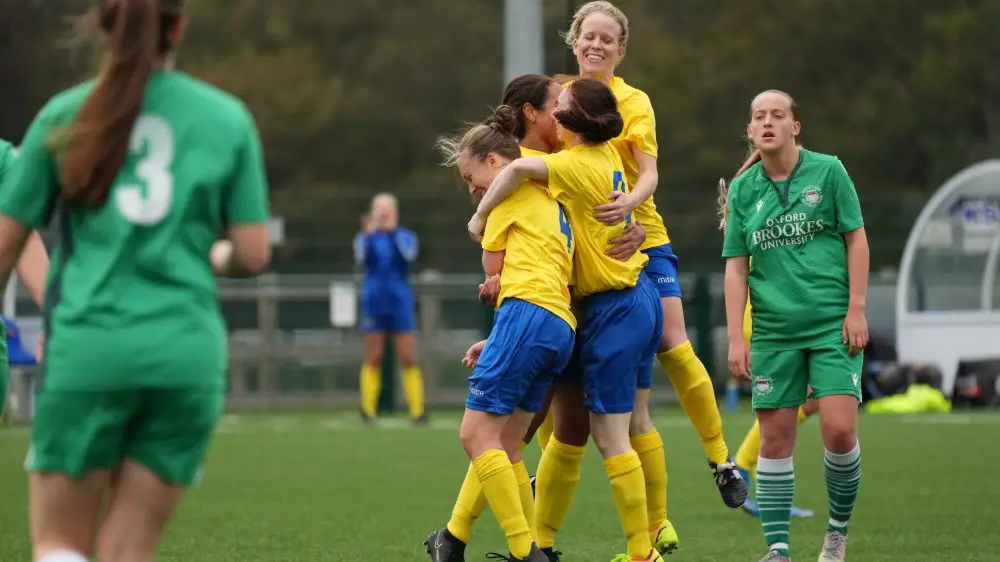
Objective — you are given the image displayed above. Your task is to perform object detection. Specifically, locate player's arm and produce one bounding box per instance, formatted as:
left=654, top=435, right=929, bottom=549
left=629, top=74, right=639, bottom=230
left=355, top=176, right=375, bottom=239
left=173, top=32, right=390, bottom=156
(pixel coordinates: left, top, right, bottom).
left=629, top=148, right=659, bottom=206
left=479, top=200, right=515, bottom=305
left=15, top=232, right=48, bottom=307
left=724, top=256, right=750, bottom=344
left=470, top=157, right=548, bottom=234
left=832, top=158, right=868, bottom=314
left=595, top=97, right=658, bottom=225
left=0, top=109, right=58, bottom=292
left=721, top=186, right=750, bottom=346
left=394, top=229, right=419, bottom=263
left=482, top=250, right=505, bottom=280
left=353, top=231, right=369, bottom=267
left=833, top=158, right=869, bottom=353
left=0, top=140, right=49, bottom=308
left=215, top=108, right=271, bottom=278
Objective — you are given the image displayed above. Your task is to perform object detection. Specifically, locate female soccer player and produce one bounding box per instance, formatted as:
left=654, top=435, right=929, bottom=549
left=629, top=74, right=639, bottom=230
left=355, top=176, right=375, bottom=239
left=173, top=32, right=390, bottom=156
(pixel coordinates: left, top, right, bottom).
left=722, top=90, right=868, bottom=562
left=435, top=106, right=578, bottom=562
left=470, top=78, right=664, bottom=562
left=0, top=1, right=271, bottom=561
left=354, top=192, right=426, bottom=425
left=0, top=138, right=51, bottom=415
left=533, top=3, right=747, bottom=556
left=426, top=73, right=647, bottom=562
left=719, top=157, right=818, bottom=520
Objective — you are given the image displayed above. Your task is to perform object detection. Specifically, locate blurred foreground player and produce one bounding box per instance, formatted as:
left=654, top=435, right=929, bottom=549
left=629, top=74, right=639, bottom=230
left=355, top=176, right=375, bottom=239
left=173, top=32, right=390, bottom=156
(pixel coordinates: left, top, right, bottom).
left=0, top=1, right=272, bottom=560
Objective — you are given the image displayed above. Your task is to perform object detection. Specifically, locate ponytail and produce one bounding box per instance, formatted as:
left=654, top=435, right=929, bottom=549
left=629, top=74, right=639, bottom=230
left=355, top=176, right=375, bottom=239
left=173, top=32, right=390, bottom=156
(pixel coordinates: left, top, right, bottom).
left=717, top=148, right=762, bottom=230
left=59, top=0, right=170, bottom=208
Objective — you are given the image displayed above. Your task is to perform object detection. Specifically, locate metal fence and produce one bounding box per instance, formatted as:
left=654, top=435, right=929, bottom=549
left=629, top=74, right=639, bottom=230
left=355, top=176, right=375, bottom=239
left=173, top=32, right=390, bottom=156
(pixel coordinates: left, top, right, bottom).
left=3, top=272, right=901, bottom=416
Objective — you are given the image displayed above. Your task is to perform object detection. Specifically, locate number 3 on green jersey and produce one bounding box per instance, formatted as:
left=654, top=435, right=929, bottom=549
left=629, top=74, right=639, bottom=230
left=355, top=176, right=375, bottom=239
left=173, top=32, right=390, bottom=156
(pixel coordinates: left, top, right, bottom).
left=116, top=115, right=174, bottom=226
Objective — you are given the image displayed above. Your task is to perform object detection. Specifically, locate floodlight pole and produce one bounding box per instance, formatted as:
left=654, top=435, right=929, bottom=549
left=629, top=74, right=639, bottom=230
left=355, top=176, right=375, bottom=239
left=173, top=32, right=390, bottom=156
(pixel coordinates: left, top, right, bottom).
left=504, top=0, right=545, bottom=84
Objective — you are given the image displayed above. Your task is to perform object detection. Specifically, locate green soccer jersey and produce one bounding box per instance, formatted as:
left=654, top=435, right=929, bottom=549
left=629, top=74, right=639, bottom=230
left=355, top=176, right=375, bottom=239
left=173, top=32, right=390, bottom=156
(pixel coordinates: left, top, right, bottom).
left=0, top=70, right=270, bottom=391
left=722, top=148, right=864, bottom=350
left=0, top=139, right=16, bottom=179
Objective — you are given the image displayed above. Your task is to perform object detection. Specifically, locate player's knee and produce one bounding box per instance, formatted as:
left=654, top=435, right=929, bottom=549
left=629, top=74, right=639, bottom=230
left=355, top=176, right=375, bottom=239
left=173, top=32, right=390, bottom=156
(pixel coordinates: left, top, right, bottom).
left=758, top=413, right=797, bottom=458
left=820, top=419, right=857, bottom=454
left=363, top=353, right=383, bottom=368
left=459, top=412, right=502, bottom=459
left=590, top=413, right=632, bottom=458
left=399, top=355, right=418, bottom=370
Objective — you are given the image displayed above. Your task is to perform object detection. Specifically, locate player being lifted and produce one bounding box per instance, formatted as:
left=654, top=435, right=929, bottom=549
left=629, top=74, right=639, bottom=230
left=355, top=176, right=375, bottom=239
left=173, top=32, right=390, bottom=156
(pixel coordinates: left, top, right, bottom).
left=722, top=90, right=868, bottom=562
left=0, top=1, right=271, bottom=560
left=533, top=3, right=747, bottom=557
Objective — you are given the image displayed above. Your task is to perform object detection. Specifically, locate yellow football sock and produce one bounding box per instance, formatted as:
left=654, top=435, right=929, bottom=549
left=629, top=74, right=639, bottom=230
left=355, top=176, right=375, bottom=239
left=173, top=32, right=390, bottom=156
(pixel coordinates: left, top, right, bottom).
left=735, top=420, right=761, bottom=474
left=537, top=408, right=554, bottom=452
left=631, top=430, right=667, bottom=533
left=605, top=451, right=652, bottom=558
left=446, top=463, right=488, bottom=543
left=660, top=341, right=730, bottom=464
left=473, top=450, right=532, bottom=559
left=359, top=364, right=381, bottom=417
left=402, top=366, right=425, bottom=418
left=512, top=460, right=538, bottom=543
left=535, top=436, right=586, bottom=549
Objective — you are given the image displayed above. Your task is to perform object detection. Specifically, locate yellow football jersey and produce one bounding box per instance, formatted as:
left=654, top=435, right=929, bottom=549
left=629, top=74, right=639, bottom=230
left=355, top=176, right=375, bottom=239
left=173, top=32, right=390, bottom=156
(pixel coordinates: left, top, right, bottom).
left=540, top=142, right=647, bottom=298
left=607, top=76, right=670, bottom=249
left=481, top=146, right=576, bottom=329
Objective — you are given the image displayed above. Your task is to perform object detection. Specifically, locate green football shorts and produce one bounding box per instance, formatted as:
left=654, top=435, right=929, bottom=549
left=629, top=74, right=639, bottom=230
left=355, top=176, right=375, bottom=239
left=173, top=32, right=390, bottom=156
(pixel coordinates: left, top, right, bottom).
left=750, top=342, right=863, bottom=410
left=26, top=388, right=224, bottom=485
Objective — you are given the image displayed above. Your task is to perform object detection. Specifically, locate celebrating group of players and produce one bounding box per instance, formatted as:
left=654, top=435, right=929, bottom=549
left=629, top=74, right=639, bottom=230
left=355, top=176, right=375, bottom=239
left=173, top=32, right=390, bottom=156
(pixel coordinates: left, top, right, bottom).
left=429, top=2, right=870, bottom=561
left=0, top=0, right=867, bottom=560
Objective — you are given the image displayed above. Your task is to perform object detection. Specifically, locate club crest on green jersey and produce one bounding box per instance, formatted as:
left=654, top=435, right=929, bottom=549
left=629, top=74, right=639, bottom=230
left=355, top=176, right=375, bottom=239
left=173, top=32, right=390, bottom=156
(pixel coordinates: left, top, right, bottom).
left=802, top=186, right=823, bottom=206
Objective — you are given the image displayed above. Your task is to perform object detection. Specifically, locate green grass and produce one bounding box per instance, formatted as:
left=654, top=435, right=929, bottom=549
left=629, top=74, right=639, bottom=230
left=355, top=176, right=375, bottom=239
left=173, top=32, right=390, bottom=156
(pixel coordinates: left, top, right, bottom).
left=1, top=407, right=998, bottom=561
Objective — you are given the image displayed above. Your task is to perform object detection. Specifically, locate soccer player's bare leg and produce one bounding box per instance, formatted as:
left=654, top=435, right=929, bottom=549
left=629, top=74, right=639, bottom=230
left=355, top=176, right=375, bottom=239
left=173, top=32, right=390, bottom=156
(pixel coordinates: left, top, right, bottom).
left=737, top=398, right=818, bottom=518
left=359, top=332, right=386, bottom=423
left=629, top=388, right=676, bottom=555
left=95, top=460, right=184, bottom=562
left=656, top=296, right=747, bottom=508
left=30, top=470, right=110, bottom=561
left=816, top=395, right=861, bottom=561
left=393, top=331, right=427, bottom=425
left=534, top=380, right=590, bottom=559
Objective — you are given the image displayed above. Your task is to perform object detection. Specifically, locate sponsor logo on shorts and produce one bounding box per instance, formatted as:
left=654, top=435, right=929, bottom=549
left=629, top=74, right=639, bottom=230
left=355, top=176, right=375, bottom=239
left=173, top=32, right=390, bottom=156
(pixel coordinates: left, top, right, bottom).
left=802, top=186, right=823, bottom=206
left=852, top=373, right=860, bottom=388
left=469, top=388, right=486, bottom=397
left=657, top=276, right=676, bottom=284
left=753, top=375, right=774, bottom=396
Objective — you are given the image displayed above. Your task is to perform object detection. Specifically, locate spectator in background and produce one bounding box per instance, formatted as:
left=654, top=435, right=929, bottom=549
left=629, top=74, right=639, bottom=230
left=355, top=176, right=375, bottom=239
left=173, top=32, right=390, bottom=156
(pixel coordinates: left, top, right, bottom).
left=354, top=193, right=427, bottom=426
